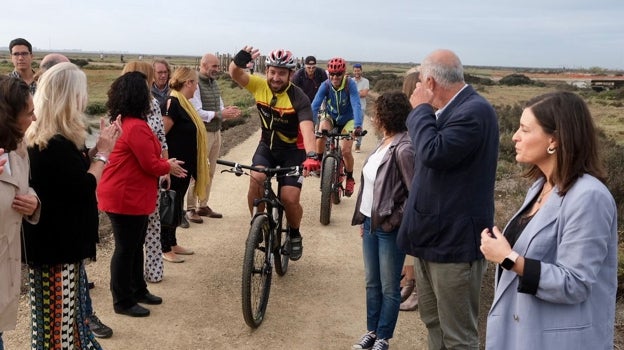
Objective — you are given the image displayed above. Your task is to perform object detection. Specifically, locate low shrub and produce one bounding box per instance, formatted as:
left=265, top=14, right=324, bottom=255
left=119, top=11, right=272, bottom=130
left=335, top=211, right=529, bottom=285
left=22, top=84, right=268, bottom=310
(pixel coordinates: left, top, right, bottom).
left=85, top=102, right=107, bottom=115
left=499, top=73, right=534, bottom=86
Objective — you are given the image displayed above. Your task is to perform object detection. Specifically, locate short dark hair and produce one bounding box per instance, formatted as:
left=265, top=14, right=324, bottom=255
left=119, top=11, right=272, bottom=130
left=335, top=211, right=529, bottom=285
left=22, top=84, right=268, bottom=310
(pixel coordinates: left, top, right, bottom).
left=9, top=38, right=32, bottom=53
left=373, top=91, right=411, bottom=135
left=106, top=72, right=151, bottom=122
left=0, top=76, right=32, bottom=151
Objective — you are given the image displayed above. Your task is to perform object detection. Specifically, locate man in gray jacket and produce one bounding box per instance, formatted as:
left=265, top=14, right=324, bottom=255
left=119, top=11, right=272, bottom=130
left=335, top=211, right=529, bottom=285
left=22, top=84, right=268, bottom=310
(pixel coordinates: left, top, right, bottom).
left=185, top=53, right=241, bottom=223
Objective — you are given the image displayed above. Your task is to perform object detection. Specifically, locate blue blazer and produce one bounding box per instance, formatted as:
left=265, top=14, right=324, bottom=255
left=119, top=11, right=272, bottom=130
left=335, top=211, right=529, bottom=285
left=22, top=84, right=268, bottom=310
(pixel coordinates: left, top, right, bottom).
left=397, top=85, right=499, bottom=262
left=486, top=175, right=618, bottom=350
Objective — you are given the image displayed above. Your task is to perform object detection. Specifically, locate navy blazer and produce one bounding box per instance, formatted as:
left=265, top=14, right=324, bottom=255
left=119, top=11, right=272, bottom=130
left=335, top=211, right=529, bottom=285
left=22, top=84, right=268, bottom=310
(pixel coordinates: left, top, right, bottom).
left=486, top=175, right=618, bottom=349
left=397, top=85, right=499, bottom=262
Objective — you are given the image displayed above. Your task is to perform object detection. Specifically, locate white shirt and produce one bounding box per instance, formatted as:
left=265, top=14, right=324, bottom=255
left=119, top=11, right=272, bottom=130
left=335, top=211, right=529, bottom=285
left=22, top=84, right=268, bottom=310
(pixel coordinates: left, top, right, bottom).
left=359, top=144, right=389, bottom=217
left=0, top=152, right=10, bottom=176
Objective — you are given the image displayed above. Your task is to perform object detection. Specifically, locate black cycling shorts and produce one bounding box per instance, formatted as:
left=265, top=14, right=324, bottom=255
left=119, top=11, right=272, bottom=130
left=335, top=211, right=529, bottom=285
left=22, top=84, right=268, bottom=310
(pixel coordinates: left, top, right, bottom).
left=251, top=142, right=306, bottom=189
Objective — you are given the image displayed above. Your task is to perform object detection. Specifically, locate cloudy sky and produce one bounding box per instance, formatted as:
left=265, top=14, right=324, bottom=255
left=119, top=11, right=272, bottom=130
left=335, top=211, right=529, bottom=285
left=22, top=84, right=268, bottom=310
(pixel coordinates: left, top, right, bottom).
left=3, top=0, right=623, bottom=69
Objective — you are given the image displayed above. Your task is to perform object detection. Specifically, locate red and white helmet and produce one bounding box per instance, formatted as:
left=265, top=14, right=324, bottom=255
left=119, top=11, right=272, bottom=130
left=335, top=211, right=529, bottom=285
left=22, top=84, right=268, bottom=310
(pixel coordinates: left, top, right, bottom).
left=327, top=57, right=346, bottom=74
left=265, top=49, right=296, bottom=69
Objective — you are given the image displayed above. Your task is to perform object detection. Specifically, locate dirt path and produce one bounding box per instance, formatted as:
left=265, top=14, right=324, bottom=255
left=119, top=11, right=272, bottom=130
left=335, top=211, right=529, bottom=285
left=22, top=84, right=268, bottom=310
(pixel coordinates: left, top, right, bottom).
left=4, top=125, right=428, bottom=349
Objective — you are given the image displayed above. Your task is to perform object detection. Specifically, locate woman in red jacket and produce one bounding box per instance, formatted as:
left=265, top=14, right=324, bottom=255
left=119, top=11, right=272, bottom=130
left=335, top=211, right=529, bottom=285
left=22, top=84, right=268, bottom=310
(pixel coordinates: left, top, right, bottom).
left=98, top=72, right=186, bottom=317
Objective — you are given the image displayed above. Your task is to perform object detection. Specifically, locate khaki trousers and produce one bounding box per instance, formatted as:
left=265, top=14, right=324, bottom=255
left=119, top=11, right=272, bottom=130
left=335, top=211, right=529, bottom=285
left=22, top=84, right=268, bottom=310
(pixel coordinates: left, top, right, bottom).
left=186, top=130, right=220, bottom=210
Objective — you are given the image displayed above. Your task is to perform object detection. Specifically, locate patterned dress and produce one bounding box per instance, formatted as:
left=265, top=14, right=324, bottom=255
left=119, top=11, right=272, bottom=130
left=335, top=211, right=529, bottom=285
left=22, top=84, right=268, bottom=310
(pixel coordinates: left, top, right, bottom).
left=28, top=263, right=101, bottom=349
left=144, top=97, right=168, bottom=282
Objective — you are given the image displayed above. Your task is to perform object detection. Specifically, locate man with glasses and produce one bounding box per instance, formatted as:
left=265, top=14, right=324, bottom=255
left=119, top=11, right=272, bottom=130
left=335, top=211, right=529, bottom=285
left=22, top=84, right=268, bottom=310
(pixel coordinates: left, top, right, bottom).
left=8, top=38, right=36, bottom=94
left=290, top=56, right=328, bottom=109
left=229, top=46, right=319, bottom=261
left=311, top=57, right=363, bottom=197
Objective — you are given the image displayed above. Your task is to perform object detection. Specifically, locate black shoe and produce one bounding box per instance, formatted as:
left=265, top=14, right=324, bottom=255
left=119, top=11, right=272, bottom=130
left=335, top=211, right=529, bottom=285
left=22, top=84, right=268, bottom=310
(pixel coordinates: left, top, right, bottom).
left=114, top=304, right=150, bottom=317
left=86, top=313, right=113, bottom=338
left=137, top=292, right=162, bottom=305
left=179, top=215, right=190, bottom=228
left=288, top=236, right=303, bottom=261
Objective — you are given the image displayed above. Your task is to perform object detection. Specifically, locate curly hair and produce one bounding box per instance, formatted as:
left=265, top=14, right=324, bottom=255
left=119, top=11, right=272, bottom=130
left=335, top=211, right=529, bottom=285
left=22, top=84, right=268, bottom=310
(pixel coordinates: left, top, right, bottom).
left=373, top=91, right=411, bottom=135
left=0, top=76, right=31, bottom=151
left=106, top=71, right=151, bottom=122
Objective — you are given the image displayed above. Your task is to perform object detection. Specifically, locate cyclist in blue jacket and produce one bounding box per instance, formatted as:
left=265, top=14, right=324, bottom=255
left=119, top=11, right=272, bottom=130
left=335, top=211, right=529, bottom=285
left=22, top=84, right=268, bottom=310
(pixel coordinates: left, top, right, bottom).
left=311, top=57, right=363, bottom=197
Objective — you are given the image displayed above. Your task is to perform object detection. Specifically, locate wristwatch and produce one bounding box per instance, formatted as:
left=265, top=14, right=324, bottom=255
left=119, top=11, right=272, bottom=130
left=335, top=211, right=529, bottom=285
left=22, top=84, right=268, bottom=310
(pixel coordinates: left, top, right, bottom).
left=92, top=153, right=108, bottom=164
left=306, top=151, right=318, bottom=160
left=500, top=251, right=520, bottom=270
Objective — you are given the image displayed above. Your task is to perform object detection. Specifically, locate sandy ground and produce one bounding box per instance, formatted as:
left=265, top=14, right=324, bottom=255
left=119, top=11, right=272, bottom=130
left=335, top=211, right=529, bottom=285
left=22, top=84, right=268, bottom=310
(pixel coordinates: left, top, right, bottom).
left=3, top=126, right=429, bottom=349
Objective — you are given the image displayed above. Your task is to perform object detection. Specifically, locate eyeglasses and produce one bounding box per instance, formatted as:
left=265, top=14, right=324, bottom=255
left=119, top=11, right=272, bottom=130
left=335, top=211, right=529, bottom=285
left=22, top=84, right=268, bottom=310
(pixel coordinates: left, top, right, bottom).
left=270, top=96, right=277, bottom=108
left=329, top=72, right=344, bottom=77
left=11, top=52, right=31, bottom=57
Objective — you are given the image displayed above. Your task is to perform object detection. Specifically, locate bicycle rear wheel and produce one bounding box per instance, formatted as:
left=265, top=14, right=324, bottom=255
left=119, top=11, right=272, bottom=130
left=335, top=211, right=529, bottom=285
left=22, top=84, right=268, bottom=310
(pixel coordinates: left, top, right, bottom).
left=320, top=156, right=337, bottom=225
left=242, top=215, right=272, bottom=328
left=274, top=207, right=289, bottom=276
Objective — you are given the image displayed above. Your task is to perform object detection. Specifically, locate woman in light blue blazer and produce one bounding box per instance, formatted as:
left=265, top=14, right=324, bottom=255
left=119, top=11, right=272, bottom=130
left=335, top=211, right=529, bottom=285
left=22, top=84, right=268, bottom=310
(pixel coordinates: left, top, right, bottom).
left=480, top=91, right=618, bottom=350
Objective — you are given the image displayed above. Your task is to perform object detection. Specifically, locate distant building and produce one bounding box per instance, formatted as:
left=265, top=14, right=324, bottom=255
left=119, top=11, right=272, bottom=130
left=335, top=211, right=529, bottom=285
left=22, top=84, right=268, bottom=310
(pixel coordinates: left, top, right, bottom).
left=570, top=81, right=589, bottom=89
left=590, top=79, right=624, bottom=92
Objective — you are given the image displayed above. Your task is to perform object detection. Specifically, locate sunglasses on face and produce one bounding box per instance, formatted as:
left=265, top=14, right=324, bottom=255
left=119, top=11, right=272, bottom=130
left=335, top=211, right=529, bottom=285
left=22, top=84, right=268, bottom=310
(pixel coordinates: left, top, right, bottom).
left=329, top=72, right=344, bottom=77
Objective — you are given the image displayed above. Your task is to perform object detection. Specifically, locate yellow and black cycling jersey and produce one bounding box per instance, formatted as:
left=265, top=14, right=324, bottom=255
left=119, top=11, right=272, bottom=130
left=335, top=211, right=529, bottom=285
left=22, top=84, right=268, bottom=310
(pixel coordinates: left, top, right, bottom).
left=244, top=75, right=313, bottom=150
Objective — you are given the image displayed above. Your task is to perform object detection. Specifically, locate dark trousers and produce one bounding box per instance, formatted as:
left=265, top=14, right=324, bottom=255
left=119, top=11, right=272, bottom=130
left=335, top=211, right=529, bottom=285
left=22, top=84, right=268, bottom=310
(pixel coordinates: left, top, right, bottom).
left=161, top=175, right=190, bottom=253
left=107, top=213, right=149, bottom=310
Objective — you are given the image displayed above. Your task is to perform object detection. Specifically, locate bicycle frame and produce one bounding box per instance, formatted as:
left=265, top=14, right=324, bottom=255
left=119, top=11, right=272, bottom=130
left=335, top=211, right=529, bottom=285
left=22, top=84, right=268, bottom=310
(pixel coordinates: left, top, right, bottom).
left=216, top=159, right=301, bottom=328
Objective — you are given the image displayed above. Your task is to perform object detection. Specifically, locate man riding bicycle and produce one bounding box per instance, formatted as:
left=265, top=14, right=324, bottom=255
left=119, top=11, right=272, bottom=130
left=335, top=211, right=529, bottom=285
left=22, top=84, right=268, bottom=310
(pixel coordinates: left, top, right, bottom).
left=311, top=57, right=363, bottom=197
left=229, top=46, right=320, bottom=261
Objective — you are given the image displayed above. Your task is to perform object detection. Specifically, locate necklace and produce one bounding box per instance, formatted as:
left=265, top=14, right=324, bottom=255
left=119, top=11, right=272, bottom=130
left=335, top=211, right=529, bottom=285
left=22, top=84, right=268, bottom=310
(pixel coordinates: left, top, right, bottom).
left=381, top=134, right=394, bottom=144
left=537, top=184, right=554, bottom=204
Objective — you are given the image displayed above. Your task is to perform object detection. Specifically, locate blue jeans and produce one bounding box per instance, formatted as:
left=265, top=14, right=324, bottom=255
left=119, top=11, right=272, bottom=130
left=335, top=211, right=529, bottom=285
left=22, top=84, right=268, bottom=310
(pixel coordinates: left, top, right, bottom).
left=0, top=332, right=4, bottom=350
left=362, top=217, right=405, bottom=339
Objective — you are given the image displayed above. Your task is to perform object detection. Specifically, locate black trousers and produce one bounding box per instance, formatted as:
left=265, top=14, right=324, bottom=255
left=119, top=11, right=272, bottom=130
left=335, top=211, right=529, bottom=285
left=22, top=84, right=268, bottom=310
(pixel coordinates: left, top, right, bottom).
left=107, top=212, right=149, bottom=310
left=161, top=174, right=190, bottom=253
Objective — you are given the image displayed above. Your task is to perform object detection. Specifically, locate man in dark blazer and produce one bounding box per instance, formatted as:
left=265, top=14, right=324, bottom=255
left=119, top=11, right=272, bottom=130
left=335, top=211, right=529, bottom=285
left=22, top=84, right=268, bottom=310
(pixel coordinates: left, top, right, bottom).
left=397, top=49, right=499, bottom=349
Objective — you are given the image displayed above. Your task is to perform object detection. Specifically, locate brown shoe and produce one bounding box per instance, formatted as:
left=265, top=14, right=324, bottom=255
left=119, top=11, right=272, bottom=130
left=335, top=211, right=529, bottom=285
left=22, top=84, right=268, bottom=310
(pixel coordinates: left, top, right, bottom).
left=400, top=292, right=418, bottom=311
left=400, top=279, right=415, bottom=302
left=197, top=206, right=222, bottom=219
left=186, top=209, right=203, bottom=223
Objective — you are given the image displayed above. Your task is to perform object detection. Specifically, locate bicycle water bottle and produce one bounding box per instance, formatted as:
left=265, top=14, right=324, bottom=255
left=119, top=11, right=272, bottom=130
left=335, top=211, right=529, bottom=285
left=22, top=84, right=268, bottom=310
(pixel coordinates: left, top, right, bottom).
left=272, top=206, right=279, bottom=222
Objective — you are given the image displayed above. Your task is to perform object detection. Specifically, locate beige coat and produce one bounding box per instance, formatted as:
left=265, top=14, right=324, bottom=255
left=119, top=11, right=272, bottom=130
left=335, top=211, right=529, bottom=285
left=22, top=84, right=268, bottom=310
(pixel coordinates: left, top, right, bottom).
left=0, top=142, right=39, bottom=331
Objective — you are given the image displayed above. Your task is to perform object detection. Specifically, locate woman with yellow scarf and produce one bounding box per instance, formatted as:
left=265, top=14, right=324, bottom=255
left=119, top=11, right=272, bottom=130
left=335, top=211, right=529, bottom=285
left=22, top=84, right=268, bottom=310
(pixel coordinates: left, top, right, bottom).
left=161, top=66, right=209, bottom=263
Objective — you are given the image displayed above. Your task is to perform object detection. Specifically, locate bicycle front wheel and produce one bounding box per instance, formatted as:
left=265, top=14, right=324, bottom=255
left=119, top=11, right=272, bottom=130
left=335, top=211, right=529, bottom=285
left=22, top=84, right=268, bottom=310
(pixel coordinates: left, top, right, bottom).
left=242, top=215, right=273, bottom=328
left=320, top=156, right=337, bottom=225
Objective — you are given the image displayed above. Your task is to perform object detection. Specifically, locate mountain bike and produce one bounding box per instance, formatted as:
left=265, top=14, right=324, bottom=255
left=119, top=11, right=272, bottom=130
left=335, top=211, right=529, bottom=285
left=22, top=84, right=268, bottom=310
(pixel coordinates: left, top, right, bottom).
left=316, top=128, right=367, bottom=225
left=216, top=159, right=301, bottom=328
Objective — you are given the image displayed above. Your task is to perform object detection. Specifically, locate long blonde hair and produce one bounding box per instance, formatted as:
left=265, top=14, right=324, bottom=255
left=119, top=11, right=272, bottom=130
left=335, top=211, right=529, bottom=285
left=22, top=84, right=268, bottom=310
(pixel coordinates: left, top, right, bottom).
left=26, top=62, right=88, bottom=149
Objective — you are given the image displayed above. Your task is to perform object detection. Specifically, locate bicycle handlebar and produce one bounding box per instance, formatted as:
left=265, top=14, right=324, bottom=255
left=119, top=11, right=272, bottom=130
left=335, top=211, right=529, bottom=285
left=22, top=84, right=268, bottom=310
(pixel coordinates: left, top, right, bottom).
left=217, top=159, right=301, bottom=177
left=315, top=129, right=368, bottom=138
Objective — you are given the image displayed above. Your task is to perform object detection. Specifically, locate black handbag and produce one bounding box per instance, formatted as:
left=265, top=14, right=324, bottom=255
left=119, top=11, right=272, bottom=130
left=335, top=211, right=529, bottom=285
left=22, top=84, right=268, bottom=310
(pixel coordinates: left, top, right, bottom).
left=158, top=189, right=177, bottom=227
